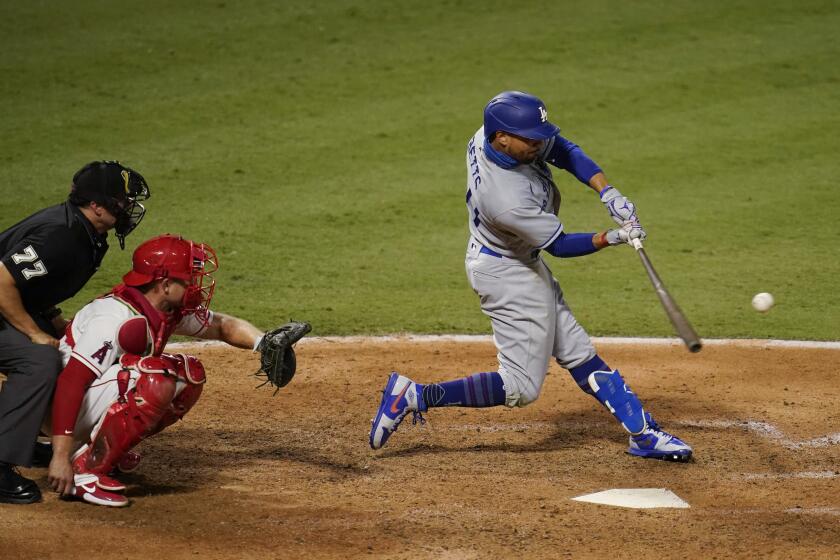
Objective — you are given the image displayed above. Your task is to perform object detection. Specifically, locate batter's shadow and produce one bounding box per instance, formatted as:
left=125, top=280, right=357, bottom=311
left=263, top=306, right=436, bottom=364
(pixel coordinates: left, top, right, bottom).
left=375, top=408, right=620, bottom=459
left=258, top=446, right=372, bottom=477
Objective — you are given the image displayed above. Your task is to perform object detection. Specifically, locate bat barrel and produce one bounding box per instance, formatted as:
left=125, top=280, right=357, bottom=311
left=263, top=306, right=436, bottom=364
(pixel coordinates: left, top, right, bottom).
left=635, top=243, right=702, bottom=353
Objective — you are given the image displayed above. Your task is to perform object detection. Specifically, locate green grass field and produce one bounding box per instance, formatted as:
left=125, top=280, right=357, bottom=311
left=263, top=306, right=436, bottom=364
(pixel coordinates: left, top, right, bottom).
left=2, top=0, right=838, bottom=339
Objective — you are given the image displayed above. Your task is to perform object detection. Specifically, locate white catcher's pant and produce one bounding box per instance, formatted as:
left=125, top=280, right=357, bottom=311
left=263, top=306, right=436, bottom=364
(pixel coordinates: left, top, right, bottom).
left=465, top=237, right=595, bottom=407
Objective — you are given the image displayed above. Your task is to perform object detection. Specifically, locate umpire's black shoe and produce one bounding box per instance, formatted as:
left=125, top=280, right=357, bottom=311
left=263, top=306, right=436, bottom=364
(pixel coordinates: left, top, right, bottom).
left=31, top=441, right=53, bottom=468
left=0, top=462, right=41, bottom=504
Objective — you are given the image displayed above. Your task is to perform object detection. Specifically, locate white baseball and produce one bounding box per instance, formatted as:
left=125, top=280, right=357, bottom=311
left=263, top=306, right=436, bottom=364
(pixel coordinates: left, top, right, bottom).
left=751, top=292, right=774, bottom=313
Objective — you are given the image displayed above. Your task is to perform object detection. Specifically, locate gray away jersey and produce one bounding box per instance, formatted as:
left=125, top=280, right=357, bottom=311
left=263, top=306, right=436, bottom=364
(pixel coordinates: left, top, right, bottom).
left=465, top=127, right=563, bottom=258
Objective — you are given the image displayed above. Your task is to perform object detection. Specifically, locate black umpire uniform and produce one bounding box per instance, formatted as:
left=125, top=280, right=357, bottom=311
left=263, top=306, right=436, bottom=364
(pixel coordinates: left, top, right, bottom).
left=0, top=161, right=149, bottom=504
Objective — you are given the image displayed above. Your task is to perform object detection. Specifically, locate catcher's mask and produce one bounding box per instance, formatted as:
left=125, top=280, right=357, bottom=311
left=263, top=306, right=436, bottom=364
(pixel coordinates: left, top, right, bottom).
left=69, top=161, right=151, bottom=249
left=122, top=234, right=218, bottom=316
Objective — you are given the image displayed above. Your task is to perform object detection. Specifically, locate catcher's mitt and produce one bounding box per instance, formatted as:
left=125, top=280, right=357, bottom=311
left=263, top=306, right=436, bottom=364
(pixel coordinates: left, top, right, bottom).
left=255, top=321, right=311, bottom=393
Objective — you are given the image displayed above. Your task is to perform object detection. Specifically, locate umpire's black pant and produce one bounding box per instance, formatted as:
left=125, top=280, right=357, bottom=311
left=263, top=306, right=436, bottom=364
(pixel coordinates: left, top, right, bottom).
left=0, top=318, right=61, bottom=467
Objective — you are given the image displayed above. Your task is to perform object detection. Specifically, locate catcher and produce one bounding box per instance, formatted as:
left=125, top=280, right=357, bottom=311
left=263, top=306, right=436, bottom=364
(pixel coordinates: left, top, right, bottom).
left=46, top=234, right=310, bottom=507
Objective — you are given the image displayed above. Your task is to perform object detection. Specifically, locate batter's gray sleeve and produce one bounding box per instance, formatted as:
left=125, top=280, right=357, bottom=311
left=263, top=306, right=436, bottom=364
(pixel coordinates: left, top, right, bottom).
left=494, top=207, right=564, bottom=249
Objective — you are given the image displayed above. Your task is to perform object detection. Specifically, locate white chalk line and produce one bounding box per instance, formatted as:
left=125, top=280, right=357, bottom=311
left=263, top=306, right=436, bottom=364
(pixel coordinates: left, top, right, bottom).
left=739, top=471, right=839, bottom=481
left=783, top=507, right=840, bottom=516
left=711, top=507, right=840, bottom=517
left=678, top=419, right=840, bottom=449
left=448, top=422, right=557, bottom=433
left=166, top=335, right=840, bottom=351
left=400, top=418, right=840, bottom=451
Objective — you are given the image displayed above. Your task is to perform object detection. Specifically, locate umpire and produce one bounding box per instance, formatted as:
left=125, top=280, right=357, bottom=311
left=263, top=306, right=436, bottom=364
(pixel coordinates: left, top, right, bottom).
left=0, top=161, right=150, bottom=504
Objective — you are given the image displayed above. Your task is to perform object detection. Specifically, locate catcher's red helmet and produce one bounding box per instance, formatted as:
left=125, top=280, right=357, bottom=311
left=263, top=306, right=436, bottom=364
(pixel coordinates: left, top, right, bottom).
left=122, top=234, right=218, bottom=312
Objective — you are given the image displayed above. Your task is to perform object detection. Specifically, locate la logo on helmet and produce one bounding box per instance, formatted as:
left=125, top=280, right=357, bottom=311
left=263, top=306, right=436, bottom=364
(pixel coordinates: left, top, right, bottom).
left=538, top=106, right=548, bottom=123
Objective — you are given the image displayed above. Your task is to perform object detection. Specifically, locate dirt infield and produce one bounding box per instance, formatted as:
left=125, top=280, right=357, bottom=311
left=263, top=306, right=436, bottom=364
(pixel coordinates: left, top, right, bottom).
left=2, top=339, right=839, bottom=559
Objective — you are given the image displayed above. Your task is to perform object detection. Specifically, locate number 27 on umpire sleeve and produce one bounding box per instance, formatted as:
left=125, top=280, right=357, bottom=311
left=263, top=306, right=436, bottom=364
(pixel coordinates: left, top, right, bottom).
left=11, top=245, right=48, bottom=279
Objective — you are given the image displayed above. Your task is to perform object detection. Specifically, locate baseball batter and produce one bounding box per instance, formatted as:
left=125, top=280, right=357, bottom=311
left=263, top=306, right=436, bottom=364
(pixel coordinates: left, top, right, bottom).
left=45, top=234, right=307, bottom=507
left=370, top=91, right=692, bottom=461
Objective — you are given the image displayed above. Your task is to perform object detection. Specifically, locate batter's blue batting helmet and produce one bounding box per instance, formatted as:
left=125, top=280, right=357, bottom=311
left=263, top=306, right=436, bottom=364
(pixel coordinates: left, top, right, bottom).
left=483, top=91, right=560, bottom=141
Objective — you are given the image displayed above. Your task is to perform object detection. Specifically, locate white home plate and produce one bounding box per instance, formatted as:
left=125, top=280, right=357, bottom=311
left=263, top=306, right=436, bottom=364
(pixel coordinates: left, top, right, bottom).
left=572, top=489, right=690, bottom=509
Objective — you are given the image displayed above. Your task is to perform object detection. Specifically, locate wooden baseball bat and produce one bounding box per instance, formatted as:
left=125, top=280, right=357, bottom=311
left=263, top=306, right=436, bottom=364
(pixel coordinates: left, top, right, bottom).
left=631, top=238, right=702, bottom=353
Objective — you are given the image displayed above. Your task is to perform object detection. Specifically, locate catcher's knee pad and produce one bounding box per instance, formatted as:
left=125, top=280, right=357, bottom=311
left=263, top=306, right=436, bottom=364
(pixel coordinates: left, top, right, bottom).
left=152, top=355, right=205, bottom=433
left=75, top=373, right=177, bottom=476
left=175, top=354, right=206, bottom=384
left=164, top=353, right=205, bottom=416
left=173, top=381, right=203, bottom=414
left=123, top=353, right=205, bottom=384
left=134, top=372, right=178, bottom=415
left=587, top=370, right=646, bottom=435
left=156, top=383, right=204, bottom=432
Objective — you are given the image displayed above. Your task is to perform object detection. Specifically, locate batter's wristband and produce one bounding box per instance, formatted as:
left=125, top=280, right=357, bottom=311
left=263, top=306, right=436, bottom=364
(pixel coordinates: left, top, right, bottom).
left=597, top=232, right=608, bottom=247
left=599, top=185, right=614, bottom=198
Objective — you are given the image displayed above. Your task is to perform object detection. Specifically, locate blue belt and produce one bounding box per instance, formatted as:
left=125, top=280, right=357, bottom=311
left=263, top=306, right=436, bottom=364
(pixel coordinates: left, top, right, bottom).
left=479, top=245, right=503, bottom=258
left=479, top=245, right=539, bottom=259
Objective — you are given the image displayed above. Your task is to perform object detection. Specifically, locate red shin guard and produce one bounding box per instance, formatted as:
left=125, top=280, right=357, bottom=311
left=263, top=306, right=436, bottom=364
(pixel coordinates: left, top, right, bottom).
left=74, top=373, right=177, bottom=477
left=74, top=354, right=206, bottom=477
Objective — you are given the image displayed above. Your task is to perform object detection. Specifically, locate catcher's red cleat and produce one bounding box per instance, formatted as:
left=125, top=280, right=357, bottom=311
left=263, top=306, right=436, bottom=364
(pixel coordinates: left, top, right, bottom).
left=69, top=479, right=129, bottom=507
left=94, top=473, right=126, bottom=492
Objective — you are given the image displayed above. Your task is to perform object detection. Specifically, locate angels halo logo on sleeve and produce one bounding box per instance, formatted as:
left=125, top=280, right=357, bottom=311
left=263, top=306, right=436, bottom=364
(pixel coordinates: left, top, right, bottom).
left=91, top=341, right=114, bottom=365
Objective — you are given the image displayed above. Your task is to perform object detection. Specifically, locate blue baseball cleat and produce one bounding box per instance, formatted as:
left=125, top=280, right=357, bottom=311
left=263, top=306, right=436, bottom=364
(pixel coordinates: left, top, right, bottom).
left=628, top=413, right=693, bottom=462
left=369, top=372, right=426, bottom=450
